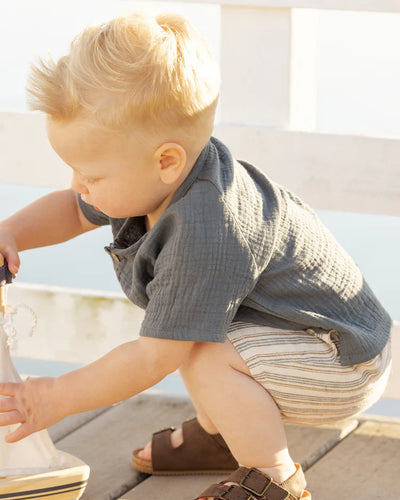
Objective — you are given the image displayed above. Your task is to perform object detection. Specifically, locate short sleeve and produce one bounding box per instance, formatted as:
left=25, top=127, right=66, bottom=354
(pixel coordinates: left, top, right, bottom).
left=77, top=193, right=110, bottom=226
left=139, top=186, right=259, bottom=343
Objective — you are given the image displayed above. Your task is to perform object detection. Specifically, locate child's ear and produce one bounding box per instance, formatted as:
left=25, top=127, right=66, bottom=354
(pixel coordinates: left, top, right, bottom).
left=155, top=143, right=187, bottom=185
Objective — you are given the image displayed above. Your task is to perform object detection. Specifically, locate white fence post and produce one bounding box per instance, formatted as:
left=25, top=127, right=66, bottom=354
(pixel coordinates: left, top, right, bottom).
left=219, top=6, right=292, bottom=128
left=219, top=5, right=319, bottom=131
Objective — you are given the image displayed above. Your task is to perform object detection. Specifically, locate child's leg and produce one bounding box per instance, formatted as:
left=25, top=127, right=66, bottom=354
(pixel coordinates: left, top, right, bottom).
left=179, top=339, right=297, bottom=483
left=139, top=339, right=296, bottom=483
left=179, top=378, right=219, bottom=435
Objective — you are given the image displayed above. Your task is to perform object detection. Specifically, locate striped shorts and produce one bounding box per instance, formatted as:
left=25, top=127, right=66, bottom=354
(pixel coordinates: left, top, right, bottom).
left=227, top=322, right=392, bottom=426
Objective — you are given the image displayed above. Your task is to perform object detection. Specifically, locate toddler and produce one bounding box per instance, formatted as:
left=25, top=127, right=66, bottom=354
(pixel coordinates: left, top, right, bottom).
left=0, top=11, right=392, bottom=500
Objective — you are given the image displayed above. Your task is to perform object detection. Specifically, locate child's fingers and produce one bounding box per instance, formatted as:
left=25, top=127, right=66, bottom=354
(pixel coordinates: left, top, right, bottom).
left=0, top=409, right=23, bottom=427
left=2, top=249, right=20, bottom=274
left=0, top=382, right=18, bottom=397
left=0, top=396, right=16, bottom=412
left=4, top=423, right=30, bottom=443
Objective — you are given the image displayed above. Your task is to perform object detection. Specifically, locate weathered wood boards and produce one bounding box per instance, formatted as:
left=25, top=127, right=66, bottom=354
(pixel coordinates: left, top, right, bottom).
left=306, top=417, right=400, bottom=499
left=23, top=393, right=400, bottom=499
left=54, top=394, right=195, bottom=500
left=116, top=396, right=357, bottom=500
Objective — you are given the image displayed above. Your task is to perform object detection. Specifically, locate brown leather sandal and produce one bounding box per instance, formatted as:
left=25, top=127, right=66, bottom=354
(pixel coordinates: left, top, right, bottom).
left=194, top=464, right=311, bottom=500
left=131, top=417, right=238, bottom=475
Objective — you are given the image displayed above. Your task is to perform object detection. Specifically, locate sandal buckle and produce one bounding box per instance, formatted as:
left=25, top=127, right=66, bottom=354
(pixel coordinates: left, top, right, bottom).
left=220, top=485, right=252, bottom=500
left=239, top=468, right=272, bottom=496
left=153, top=426, right=175, bottom=435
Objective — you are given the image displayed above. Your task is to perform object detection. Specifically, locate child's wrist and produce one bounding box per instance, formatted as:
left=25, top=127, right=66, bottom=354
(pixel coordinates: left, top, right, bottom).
left=52, top=375, right=76, bottom=419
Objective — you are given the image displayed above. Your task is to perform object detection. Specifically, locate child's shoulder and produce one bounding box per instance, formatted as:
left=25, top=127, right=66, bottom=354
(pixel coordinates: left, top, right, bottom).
left=157, top=139, right=282, bottom=270
left=183, top=137, right=281, bottom=220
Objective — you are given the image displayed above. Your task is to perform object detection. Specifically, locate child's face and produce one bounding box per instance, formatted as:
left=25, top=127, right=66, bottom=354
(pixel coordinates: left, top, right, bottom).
left=46, top=118, right=176, bottom=221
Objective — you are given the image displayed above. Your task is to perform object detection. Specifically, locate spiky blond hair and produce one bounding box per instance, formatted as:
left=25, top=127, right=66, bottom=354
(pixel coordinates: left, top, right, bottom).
left=27, top=11, right=220, bottom=137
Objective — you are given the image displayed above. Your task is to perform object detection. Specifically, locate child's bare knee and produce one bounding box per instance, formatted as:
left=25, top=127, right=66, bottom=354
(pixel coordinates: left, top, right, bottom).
left=179, top=340, right=250, bottom=378
left=179, top=341, right=219, bottom=375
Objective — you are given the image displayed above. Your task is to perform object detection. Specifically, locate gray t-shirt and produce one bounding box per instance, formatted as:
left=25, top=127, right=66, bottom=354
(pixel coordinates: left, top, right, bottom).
left=78, top=136, right=392, bottom=366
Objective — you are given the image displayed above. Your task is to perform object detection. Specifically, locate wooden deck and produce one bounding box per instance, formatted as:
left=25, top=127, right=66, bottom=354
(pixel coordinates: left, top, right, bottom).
left=48, top=392, right=400, bottom=500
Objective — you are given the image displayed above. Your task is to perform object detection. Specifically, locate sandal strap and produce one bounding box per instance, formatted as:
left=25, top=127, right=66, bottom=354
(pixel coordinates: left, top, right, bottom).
left=195, top=483, right=253, bottom=500
left=227, top=466, right=306, bottom=500
left=152, top=418, right=238, bottom=472
left=195, top=465, right=307, bottom=500
left=182, top=418, right=234, bottom=455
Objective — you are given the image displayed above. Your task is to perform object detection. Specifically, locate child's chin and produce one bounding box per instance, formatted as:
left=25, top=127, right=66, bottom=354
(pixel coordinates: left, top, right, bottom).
left=104, top=209, right=134, bottom=219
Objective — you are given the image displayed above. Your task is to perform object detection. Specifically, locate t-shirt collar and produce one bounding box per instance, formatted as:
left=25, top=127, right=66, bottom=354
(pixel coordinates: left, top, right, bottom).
left=169, top=139, right=212, bottom=206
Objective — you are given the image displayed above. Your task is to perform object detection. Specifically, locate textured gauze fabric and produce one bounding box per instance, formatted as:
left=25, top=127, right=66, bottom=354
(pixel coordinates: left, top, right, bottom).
left=77, top=136, right=392, bottom=366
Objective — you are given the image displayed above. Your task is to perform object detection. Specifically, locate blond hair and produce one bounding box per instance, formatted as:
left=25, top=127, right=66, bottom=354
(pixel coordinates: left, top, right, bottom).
left=27, top=11, right=220, bottom=139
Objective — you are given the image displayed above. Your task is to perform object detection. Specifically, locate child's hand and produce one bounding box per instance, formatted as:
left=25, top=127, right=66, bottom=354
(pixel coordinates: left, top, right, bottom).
left=0, top=227, right=20, bottom=274
left=0, top=377, right=65, bottom=442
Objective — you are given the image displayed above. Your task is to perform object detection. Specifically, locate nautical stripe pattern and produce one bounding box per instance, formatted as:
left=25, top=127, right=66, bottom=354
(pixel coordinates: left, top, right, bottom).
left=228, top=323, right=392, bottom=425
left=0, top=480, right=87, bottom=500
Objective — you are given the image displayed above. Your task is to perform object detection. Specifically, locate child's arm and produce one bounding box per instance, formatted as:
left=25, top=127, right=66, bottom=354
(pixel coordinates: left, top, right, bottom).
left=0, top=336, right=195, bottom=442
left=0, top=188, right=99, bottom=273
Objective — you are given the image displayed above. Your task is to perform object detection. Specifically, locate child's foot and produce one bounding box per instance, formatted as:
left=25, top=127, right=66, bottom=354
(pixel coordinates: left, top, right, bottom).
left=195, top=463, right=311, bottom=500
left=198, top=463, right=297, bottom=500
left=138, top=416, right=221, bottom=461
left=137, top=427, right=183, bottom=461
left=132, top=417, right=238, bottom=474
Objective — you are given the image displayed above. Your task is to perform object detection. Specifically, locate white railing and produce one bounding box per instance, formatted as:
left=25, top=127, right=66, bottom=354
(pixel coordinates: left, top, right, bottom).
left=0, top=0, right=398, bottom=399
left=166, top=0, right=400, bottom=13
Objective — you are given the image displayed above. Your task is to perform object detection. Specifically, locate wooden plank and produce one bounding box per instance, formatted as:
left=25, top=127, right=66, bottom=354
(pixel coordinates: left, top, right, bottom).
left=285, top=419, right=358, bottom=470
left=305, top=417, right=400, bottom=499
left=215, top=125, right=400, bottom=216
left=162, top=0, right=400, bottom=13
left=54, top=394, right=195, bottom=500
left=1, top=113, right=400, bottom=218
left=8, top=283, right=144, bottom=366
left=120, top=475, right=224, bottom=500
left=49, top=407, right=112, bottom=443
left=220, top=6, right=291, bottom=129
left=121, top=419, right=358, bottom=499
